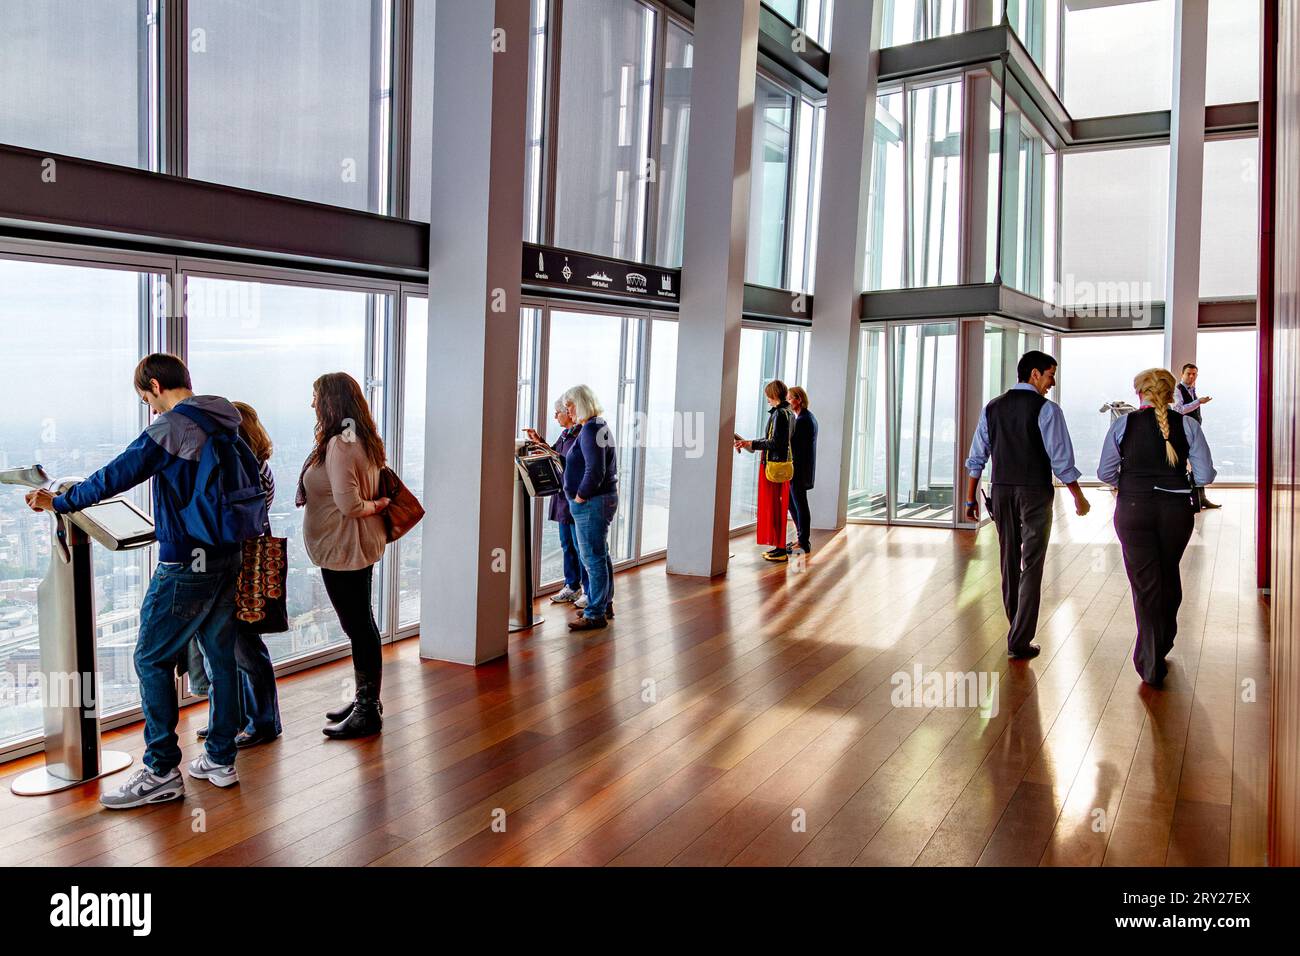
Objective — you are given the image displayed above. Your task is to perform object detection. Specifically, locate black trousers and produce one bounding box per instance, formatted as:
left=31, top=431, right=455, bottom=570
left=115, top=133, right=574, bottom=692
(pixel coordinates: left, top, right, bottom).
left=1113, top=493, right=1195, bottom=684
left=321, top=565, right=384, bottom=698
left=788, top=484, right=812, bottom=550
left=989, top=484, right=1054, bottom=654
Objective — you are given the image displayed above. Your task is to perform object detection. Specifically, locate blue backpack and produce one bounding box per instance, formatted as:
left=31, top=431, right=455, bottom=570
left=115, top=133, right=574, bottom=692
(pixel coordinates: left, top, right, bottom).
left=169, top=403, right=269, bottom=548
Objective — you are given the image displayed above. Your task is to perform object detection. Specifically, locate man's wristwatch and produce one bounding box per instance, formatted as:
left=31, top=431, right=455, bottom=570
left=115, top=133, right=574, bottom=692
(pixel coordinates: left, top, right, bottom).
left=965, top=500, right=977, bottom=507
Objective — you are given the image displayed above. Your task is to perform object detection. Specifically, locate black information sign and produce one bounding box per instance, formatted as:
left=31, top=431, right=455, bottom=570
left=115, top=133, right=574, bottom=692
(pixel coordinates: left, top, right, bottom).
left=522, top=242, right=681, bottom=304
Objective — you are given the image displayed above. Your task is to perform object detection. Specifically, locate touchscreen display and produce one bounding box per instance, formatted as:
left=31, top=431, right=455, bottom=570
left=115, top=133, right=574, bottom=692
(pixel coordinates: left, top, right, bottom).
left=80, top=500, right=155, bottom=543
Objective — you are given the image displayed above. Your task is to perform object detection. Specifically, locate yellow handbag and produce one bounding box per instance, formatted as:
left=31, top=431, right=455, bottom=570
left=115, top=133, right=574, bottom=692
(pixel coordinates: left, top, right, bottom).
left=763, top=408, right=795, bottom=484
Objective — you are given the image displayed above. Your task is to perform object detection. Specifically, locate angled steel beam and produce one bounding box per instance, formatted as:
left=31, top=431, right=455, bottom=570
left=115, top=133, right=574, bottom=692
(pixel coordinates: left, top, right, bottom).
left=0, top=143, right=427, bottom=276
left=663, top=0, right=830, bottom=96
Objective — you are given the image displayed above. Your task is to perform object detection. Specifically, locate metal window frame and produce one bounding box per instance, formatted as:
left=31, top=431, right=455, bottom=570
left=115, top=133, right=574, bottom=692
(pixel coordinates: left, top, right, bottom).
left=0, top=244, right=178, bottom=761
left=391, top=0, right=416, bottom=219
left=521, top=295, right=687, bottom=595
left=0, top=241, right=437, bottom=763
left=847, top=318, right=964, bottom=529
left=750, top=69, right=800, bottom=290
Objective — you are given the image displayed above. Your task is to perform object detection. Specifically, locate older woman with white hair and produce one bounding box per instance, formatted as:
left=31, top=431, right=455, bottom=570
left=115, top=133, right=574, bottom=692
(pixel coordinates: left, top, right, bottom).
left=525, top=399, right=587, bottom=604
left=558, top=384, right=619, bottom=632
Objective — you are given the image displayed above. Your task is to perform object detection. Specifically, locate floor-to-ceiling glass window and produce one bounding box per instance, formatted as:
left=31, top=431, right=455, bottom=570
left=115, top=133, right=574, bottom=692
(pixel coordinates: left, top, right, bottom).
left=398, top=295, right=427, bottom=628
left=540, top=309, right=632, bottom=584
left=787, top=97, right=826, bottom=294
left=909, top=78, right=964, bottom=287
left=641, top=319, right=678, bottom=554
left=186, top=275, right=377, bottom=662
left=1201, top=136, right=1260, bottom=300
left=890, top=322, right=958, bottom=522
left=409, top=0, right=436, bottom=222
left=551, top=0, right=657, bottom=261
left=731, top=329, right=773, bottom=529
left=730, top=326, right=808, bottom=530
left=766, top=0, right=836, bottom=48
left=849, top=321, right=960, bottom=526
left=187, top=0, right=392, bottom=212
left=1057, top=332, right=1165, bottom=482
left=1206, top=0, right=1260, bottom=106
left=1062, top=0, right=1174, bottom=118
left=765, top=0, right=800, bottom=23
left=526, top=304, right=697, bottom=584
left=880, top=0, right=965, bottom=48
left=864, top=89, right=906, bottom=291
left=746, top=78, right=795, bottom=288
left=1193, top=328, right=1257, bottom=483
left=848, top=326, right=888, bottom=520
left=1006, top=0, right=1056, bottom=76
left=1059, top=144, right=1169, bottom=311
left=0, top=257, right=157, bottom=748
left=1000, top=99, right=1052, bottom=299
left=655, top=21, right=695, bottom=268
left=0, top=0, right=156, bottom=169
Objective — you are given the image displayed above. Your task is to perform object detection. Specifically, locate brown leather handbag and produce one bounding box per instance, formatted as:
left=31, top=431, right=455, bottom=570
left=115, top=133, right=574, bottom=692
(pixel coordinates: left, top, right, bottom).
left=378, top=466, right=426, bottom=542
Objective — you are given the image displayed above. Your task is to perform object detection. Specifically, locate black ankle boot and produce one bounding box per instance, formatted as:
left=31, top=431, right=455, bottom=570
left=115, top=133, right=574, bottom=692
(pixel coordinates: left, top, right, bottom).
left=322, top=676, right=382, bottom=739
left=325, top=699, right=355, bottom=722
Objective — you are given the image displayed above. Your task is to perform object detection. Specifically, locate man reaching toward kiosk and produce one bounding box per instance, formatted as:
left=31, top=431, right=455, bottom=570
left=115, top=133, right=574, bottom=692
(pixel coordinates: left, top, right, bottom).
left=25, top=353, right=264, bottom=809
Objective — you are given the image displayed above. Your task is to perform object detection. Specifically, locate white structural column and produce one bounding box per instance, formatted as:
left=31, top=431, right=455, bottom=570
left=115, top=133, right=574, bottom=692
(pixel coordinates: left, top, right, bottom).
left=806, top=1, right=883, bottom=530
left=1163, top=0, right=1209, bottom=371
left=665, top=0, right=760, bottom=577
left=420, top=0, right=530, bottom=663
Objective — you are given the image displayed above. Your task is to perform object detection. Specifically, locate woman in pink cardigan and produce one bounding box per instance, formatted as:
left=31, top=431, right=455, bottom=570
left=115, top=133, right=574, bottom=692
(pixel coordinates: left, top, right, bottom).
left=297, top=372, right=391, bottom=739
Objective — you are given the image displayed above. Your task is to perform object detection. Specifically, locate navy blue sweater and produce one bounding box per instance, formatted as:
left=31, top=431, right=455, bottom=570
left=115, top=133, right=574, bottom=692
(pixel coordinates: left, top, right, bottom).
left=547, top=426, right=581, bottom=523
left=563, top=418, right=619, bottom=502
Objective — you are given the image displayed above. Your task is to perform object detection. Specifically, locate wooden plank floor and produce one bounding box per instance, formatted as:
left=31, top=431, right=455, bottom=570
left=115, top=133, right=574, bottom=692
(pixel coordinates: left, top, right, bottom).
left=0, top=488, right=1270, bottom=866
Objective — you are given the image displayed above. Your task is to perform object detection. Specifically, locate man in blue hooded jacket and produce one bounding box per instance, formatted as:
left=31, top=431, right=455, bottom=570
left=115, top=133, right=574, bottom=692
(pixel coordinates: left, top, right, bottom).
left=25, top=353, right=245, bottom=808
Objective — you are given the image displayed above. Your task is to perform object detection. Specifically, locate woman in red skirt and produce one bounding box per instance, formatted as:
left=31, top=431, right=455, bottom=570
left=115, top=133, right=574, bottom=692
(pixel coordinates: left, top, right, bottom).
left=735, top=380, right=796, bottom=562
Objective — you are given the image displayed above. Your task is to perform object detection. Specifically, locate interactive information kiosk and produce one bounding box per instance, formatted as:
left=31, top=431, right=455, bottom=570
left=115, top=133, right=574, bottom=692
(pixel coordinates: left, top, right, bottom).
left=510, top=441, right=563, bottom=632
left=0, top=465, right=155, bottom=796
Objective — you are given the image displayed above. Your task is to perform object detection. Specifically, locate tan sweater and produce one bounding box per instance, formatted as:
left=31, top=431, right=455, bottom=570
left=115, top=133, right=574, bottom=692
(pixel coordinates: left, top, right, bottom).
left=302, top=436, right=388, bottom=571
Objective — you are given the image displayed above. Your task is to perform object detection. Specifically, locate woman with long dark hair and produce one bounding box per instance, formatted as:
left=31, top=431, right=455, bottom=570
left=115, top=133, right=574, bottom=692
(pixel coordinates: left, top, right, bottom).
left=1098, top=368, right=1216, bottom=686
left=297, top=372, right=391, bottom=737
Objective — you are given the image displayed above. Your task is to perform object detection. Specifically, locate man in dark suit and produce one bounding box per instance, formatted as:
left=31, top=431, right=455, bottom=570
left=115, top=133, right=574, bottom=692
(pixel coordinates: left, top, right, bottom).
left=786, top=386, right=818, bottom=556
left=1173, top=363, right=1221, bottom=509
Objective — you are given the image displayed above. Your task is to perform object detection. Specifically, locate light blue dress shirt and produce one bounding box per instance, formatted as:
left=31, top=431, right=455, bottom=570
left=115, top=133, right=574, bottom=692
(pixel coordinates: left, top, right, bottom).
left=1096, top=407, right=1216, bottom=488
left=965, top=383, right=1082, bottom=484
left=1172, top=382, right=1204, bottom=416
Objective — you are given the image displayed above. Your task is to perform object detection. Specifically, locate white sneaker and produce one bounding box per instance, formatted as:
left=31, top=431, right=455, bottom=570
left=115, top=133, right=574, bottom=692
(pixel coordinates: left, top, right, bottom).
left=187, top=753, right=239, bottom=788
left=100, top=767, right=184, bottom=809
left=574, top=594, right=589, bottom=609
left=551, top=585, right=581, bottom=604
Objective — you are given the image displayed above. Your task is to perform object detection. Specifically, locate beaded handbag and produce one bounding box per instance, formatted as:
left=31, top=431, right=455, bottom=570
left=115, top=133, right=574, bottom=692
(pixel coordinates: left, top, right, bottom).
left=235, top=533, right=289, bottom=634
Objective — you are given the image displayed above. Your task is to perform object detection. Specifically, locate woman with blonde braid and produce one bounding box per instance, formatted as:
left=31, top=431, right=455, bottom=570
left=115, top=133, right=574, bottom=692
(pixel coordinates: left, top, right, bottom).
left=1097, top=368, right=1216, bottom=686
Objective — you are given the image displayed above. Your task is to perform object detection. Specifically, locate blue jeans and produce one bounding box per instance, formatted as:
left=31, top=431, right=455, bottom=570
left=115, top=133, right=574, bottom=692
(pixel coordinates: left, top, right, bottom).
left=135, top=554, right=240, bottom=773
left=188, top=631, right=280, bottom=736
left=234, top=628, right=281, bottom=736
left=556, top=520, right=588, bottom=593
left=570, top=492, right=617, bottom=620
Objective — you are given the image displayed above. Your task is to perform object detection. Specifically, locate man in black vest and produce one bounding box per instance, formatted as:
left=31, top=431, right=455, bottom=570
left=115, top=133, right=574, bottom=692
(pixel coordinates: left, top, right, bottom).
left=964, top=351, right=1091, bottom=659
left=1173, top=363, right=1221, bottom=509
